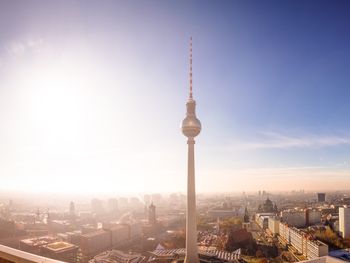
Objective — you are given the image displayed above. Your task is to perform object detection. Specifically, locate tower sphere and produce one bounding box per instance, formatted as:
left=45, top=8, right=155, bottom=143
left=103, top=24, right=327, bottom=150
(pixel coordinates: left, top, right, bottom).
left=182, top=100, right=201, bottom=138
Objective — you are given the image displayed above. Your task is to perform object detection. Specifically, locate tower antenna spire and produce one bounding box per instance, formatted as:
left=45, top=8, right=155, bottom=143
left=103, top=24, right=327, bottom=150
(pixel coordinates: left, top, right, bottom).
left=189, top=36, right=193, bottom=100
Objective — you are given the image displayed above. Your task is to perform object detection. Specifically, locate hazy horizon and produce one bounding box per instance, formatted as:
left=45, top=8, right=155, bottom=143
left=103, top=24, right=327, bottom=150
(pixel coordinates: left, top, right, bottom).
left=1, top=0, right=350, bottom=194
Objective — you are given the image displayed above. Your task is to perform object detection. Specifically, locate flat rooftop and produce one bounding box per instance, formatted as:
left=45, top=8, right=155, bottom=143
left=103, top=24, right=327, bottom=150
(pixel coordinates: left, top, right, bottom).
left=21, top=236, right=57, bottom=247
left=45, top=242, right=76, bottom=252
left=81, top=229, right=107, bottom=238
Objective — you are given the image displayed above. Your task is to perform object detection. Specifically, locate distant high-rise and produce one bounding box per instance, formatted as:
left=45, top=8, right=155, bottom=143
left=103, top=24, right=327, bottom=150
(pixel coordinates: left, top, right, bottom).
left=317, top=193, right=326, bottom=203
left=91, top=199, right=104, bottom=215
left=148, top=202, right=156, bottom=225
left=107, top=198, right=118, bottom=213
left=144, top=194, right=151, bottom=206
left=339, top=206, right=350, bottom=238
left=242, top=207, right=251, bottom=231
left=69, top=201, right=76, bottom=224
left=181, top=37, right=201, bottom=263
left=244, top=207, right=250, bottom=223
left=69, top=201, right=75, bottom=217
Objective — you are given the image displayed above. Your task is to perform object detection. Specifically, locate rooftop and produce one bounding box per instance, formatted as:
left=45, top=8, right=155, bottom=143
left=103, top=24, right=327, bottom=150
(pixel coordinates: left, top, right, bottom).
left=329, top=249, right=350, bottom=262
left=45, top=242, right=76, bottom=252
left=300, top=256, right=345, bottom=263
left=150, top=248, right=241, bottom=262
left=89, top=250, right=145, bottom=263
left=82, top=229, right=107, bottom=238
left=21, top=236, right=57, bottom=247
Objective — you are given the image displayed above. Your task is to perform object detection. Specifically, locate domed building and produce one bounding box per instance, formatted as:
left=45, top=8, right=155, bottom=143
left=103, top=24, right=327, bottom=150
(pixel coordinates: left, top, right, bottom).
left=258, top=198, right=277, bottom=213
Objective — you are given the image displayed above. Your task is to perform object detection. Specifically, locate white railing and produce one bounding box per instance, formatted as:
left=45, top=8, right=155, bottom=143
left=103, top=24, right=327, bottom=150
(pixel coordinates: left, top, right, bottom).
left=0, top=244, right=64, bottom=263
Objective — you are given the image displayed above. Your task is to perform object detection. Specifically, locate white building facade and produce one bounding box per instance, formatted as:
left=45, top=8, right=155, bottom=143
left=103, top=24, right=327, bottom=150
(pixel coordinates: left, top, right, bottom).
left=268, top=217, right=280, bottom=235
left=339, top=206, right=350, bottom=238
left=278, top=223, right=328, bottom=259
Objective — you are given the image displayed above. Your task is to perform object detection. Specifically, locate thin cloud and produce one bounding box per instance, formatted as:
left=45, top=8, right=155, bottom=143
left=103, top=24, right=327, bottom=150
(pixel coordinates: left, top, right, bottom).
left=5, top=41, right=26, bottom=57
left=236, top=132, right=350, bottom=150
left=197, top=166, right=350, bottom=192
left=4, top=38, right=44, bottom=57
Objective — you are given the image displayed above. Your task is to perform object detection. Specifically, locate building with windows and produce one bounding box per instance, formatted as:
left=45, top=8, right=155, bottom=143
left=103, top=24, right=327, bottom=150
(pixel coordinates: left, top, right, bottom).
left=268, top=217, right=280, bottom=235
left=280, top=209, right=321, bottom=227
left=281, top=209, right=307, bottom=227
left=255, top=213, right=275, bottom=229
left=317, top=193, right=326, bottom=203
left=41, top=242, right=78, bottom=263
left=339, top=206, right=350, bottom=238
left=306, top=210, right=322, bottom=226
left=109, top=225, right=130, bottom=248
left=19, top=236, right=58, bottom=255
left=80, top=230, right=111, bottom=261
left=278, top=223, right=328, bottom=260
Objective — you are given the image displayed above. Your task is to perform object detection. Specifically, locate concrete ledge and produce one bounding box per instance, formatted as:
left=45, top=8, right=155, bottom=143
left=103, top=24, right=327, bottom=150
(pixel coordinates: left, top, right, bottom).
left=0, top=245, right=64, bottom=263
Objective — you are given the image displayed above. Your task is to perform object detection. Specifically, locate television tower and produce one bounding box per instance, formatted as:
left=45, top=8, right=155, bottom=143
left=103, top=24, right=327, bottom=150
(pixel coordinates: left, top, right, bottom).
left=181, top=37, right=201, bottom=263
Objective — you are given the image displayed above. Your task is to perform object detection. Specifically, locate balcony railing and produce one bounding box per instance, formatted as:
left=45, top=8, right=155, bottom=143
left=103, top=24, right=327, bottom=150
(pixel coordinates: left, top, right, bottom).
left=0, top=245, right=64, bottom=263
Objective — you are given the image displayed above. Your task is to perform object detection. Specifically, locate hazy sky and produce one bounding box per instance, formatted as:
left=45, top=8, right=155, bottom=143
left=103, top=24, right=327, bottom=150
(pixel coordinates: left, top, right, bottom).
left=1, top=0, right=350, bottom=194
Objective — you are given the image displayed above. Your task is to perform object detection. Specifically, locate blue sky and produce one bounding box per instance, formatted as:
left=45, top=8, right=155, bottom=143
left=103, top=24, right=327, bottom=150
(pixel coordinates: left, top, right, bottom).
left=0, top=0, right=350, bottom=193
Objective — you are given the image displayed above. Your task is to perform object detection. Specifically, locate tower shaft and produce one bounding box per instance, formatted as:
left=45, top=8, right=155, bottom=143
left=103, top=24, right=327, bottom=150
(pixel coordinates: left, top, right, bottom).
left=182, top=37, right=201, bottom=263
left=185, top=137, right=199, bottom=263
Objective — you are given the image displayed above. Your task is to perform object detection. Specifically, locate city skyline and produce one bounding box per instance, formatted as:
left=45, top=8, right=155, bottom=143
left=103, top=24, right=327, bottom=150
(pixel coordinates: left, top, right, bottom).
left=1, top=0, right=350, bottom=194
